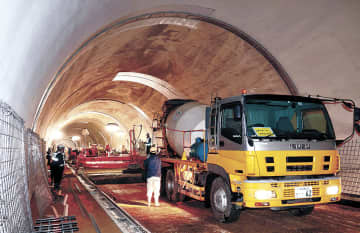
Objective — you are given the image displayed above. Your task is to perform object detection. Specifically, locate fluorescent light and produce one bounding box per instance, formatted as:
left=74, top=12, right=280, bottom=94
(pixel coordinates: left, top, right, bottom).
left=116, top=131, right=125, bottom=136
left=52, top=130, right=63, bottom=140
left=105, top=123, right=120, bottom=132
left=72, top=136, right=80, bottom=141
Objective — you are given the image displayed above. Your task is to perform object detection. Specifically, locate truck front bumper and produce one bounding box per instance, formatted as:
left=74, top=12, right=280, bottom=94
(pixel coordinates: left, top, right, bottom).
left=235, top=176, right=341, bottom=208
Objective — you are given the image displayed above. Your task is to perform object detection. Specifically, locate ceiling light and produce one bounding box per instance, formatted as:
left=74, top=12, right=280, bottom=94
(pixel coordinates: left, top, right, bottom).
left=72, top=136, right=80, bottom=141
left=105, top=123, right=120, bottom=132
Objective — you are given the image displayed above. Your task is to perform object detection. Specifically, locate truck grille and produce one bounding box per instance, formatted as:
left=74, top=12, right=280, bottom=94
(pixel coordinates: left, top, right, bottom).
left=282, top=180, right=321, bottom=199
left=286, top=156, right=313, bottom=163
left=286, top=156, right=313, bottom=172
left=284, top=181, right=319, bottom=187
left=287, top=165, right=312, bottom=171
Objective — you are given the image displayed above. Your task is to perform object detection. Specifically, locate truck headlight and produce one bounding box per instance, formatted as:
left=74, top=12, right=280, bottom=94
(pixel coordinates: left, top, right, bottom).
left=326, top=186, right=339, bottom=195
left=255, top=190, right=273, bottom=200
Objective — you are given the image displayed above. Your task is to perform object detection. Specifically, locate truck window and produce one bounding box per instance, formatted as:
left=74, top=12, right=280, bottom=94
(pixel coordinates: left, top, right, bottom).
left=302, top=109, right=327, bottom=133
left=245, top=97, right=335, bottom=140
left=221, top=103, right=242, bottom=144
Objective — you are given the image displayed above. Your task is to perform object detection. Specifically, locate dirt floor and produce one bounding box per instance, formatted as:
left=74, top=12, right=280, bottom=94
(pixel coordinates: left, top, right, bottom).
left=93, top=174, right=360, bottom=233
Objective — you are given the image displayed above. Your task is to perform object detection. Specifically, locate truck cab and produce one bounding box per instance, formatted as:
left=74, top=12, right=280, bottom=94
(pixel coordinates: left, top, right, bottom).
left=207, top=94, right=342, bottom=217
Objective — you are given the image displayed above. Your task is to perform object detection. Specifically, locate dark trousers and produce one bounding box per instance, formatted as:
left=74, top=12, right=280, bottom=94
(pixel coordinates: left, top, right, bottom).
left=49, top=164, right=55, bottom=184
left=53, top=166, right=64, bottom=190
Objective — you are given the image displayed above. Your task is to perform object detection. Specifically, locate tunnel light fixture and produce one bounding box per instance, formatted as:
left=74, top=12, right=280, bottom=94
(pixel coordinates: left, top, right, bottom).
left=116, top=131, right=125, bottom=136
left=52, top=130, right=63, bottom=140
left=105, top=123, right=120, bottom=132
left=72, top=136, right=80, bottom=141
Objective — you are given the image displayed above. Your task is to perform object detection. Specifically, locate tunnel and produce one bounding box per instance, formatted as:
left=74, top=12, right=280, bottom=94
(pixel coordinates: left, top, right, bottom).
left=1, top=1, right=360, bottom=233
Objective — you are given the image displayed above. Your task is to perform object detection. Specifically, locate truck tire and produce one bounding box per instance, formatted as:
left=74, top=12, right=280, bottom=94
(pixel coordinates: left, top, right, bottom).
left=165, top=169, right=179, bottom=201
left=289, top=205, right=314, bottom=216
left=210, top=177, right=240, bottom=223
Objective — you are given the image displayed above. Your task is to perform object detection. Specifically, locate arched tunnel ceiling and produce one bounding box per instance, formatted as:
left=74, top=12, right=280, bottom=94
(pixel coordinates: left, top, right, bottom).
left=1, top=1, right=359, bottom=142
left=36, top=15, right=292, bottom=141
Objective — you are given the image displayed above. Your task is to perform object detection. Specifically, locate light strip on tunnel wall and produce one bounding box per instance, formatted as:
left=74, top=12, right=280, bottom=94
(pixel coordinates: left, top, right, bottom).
left=127, top=103, right=150, bottom=122
left=113, top=72, right=186, bottom=99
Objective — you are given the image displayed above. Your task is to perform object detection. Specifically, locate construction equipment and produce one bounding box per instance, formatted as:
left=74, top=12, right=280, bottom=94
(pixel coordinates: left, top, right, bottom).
left=154, top=93, right=360, bottom=222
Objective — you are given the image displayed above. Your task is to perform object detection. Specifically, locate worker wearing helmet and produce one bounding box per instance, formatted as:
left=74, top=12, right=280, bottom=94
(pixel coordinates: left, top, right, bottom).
left=51, top=144, right=65, bottom=196
left=145, top=133, right=151, bottom=155
left=45, top=148, right=54, bottom=185
left=144, top=146, right=161, bottom=207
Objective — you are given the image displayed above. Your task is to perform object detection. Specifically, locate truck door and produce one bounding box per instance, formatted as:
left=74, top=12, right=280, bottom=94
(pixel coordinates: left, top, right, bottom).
left=219, top=102, right=243, bottom=151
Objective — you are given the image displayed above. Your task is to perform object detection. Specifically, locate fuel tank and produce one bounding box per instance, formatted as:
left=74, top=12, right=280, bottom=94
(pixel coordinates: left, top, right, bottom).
left=165, top=101, right=207, bottom=157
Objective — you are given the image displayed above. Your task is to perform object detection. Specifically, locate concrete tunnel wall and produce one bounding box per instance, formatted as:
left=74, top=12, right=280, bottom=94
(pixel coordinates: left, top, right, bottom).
left=1, top=0, right=360, bottom=141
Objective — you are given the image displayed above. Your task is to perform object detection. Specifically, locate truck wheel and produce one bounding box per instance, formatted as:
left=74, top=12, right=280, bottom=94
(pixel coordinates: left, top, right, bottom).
left=210, top=177, right=240, bottom=223
left=165, top=169, right=178, bottom=201
left=289, top=205, right=314, bottom=216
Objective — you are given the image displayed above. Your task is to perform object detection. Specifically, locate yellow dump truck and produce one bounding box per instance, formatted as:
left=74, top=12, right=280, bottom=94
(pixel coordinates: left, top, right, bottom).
left=153, top=94, right=360, bottom=222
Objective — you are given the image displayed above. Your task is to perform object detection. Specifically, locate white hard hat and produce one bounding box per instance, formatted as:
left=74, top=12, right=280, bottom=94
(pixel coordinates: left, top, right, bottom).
left=150, top=146, right=157, bottom=153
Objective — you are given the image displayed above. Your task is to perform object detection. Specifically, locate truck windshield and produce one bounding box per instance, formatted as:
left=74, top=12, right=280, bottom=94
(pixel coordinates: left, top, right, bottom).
left=244, top=96, right=335, bottom=140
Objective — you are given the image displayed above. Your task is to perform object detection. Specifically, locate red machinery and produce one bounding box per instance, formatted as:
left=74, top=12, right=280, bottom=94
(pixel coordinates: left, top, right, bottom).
left=76, top=127, right=146, bottom=170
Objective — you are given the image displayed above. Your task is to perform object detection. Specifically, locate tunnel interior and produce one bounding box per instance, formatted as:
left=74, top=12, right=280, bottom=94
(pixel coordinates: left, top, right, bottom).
left=35, top=13, right=293, bottom=148
left=1, top=4, right=360, bottom=233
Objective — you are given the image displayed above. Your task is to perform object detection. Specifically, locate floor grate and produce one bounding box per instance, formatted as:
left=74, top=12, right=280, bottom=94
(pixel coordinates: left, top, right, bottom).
left=33, top=216, right=79, bottom=233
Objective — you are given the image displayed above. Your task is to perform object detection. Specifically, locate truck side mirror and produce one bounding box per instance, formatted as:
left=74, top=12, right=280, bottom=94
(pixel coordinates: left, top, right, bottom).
left=354, top=107, right=360, bottom=121
left=355, top=123, right=360, bottom=134
left=354, top=107, right=360, bottom=134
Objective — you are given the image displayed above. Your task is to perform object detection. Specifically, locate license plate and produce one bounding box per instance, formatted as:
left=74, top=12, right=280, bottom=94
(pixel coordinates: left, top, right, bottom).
left=295, top=186, right=312, bottom=198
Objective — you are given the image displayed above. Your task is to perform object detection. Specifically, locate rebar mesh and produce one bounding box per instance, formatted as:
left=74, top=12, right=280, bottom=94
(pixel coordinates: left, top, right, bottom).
left=339, top=134, right=360, bottom=196
left=0, top=101, right=32, bottom=233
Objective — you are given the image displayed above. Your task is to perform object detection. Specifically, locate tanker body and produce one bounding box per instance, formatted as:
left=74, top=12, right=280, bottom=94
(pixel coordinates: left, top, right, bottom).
left=155, top=94, right=360, bottom=222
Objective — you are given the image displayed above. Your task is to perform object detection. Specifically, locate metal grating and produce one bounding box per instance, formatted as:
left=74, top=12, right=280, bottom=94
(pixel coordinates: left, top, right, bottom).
left=287, top=165, right=312, bottom=171
left=0, top=101, right=32, bottom=233
left=284, top=181, right=319, bottom=188
left=338, top=136, right=360, bottom=196
left=33, top=216, right=79, bottom=233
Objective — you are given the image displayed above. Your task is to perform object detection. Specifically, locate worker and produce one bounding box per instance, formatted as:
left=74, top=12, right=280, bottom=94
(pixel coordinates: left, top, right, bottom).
left=46, top=148, right=54, bottom=185
left=51, top=144, right=65, bottom=196
left=145, top=133, right=151, bottom=155
left=105, top=144, right=111, bottom=156
left=144, top=146, right=161, bottom=207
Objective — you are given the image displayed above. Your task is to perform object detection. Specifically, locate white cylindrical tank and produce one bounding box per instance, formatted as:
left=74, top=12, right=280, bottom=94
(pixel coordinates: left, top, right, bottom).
left=165, top=101, right=207, bottom=156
